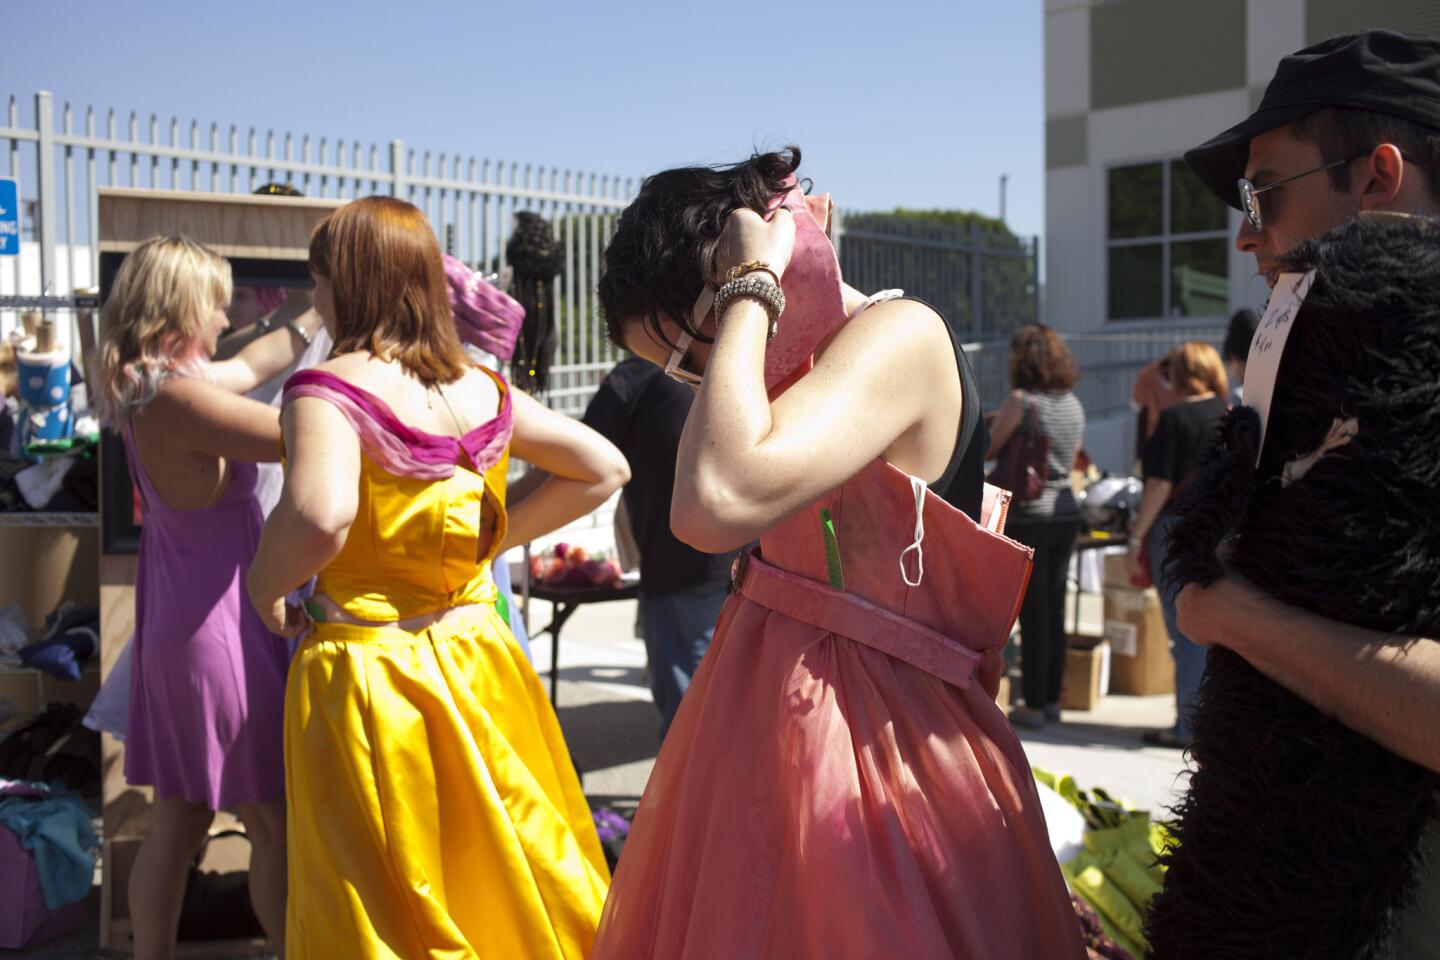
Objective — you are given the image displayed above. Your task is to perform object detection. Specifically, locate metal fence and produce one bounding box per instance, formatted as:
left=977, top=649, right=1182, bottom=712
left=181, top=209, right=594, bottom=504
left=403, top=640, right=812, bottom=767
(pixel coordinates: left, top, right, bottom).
left=5, top=89, right=1201, bottom=425
left=963, top=322, right=1229, bottom=423
left=833, top=212, right=1040, bottom=340
left=1, top=90, right=634, bottom=415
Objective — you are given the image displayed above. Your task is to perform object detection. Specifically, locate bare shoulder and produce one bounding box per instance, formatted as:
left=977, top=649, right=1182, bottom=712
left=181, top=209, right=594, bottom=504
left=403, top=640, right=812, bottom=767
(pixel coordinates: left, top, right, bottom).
left=146, top=374, right=236, bottom=418
left=821, top=297, right=957, bottom=378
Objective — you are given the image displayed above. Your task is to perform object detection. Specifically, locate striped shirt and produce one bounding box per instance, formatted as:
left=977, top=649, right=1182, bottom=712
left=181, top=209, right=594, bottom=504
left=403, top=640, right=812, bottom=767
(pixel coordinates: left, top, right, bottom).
left=1007, top=389, right=1086, bottom=523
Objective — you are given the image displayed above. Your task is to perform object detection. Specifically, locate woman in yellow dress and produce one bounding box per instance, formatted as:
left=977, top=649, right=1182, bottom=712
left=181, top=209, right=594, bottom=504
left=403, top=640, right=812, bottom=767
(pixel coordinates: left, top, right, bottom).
left=247, top=196, right=628, bottom=958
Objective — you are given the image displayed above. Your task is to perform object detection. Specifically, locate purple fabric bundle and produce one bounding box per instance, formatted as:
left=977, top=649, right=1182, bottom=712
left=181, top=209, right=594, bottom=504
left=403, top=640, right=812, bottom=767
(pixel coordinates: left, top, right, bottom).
left=442, top=254, right=525, bottom=360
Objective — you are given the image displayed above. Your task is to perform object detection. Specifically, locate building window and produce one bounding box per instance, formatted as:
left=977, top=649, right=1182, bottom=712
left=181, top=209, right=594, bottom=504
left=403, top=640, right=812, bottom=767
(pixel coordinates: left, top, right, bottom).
left=1107, top=159, right=1229, bottom=320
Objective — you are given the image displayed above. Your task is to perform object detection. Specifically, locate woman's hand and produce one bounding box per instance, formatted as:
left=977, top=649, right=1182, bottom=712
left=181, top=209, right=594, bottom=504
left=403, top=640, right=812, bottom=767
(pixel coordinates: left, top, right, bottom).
left=716, top=207, right=795, bottom=281
left=253, top=591, right=310, bottom=640
left=1126, top=545, right=1148, bottom=587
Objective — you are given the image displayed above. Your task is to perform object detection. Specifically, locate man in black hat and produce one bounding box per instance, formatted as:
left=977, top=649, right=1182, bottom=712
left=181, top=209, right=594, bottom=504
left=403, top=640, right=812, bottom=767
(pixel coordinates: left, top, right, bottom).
left=1176, top=29, right=1440, bottom=952
left=1187, top=29, right=1440, bottom=287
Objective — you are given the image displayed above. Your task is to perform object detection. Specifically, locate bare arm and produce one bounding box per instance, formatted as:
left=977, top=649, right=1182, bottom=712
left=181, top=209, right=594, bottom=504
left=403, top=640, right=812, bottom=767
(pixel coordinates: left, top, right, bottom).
left=985, top=390, right=1025, bottom=459
left=214, top=290, right=312, bottom=361
left=247, top=397, right=361, bottom=632
left=500, top=390, right=630, bottom=552
left=142, top=378, right=282, bottom=463
left=1177, top=576, right=1440, bottom=772
left=1130, top=478, right=1173, bottom=547
left=674, top=296, right=957, bottom=553
left=506, top=467, right=553, bottom=508
left=209, top=308, right=325, bottom=395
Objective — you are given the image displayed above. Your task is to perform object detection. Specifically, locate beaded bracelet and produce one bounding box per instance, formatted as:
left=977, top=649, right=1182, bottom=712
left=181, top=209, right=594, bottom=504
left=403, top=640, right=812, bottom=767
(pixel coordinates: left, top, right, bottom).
left=713, top=275, right=786, bottom=340
left=287, top=318, right=314, bottom=347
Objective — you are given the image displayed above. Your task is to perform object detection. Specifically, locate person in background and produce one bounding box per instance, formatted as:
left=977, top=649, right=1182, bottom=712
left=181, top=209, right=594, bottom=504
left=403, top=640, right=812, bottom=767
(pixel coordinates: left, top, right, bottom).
left=1130, top=354, right=1178, bottom=466
left=581, top=355, right=738, bottom=739
left=95, top=234, right=323, bottom=959
left=247, top=196, right=625, bottom=958
left=443, top=252, right=535, bottom=659
left=1125, top=341, right=1228, bottom=749
left=986, top=325, right=1085, bottom=730
left=1176, top=30, right=1440, bottom=953
left=1221, top=308, right=1259, bottom=407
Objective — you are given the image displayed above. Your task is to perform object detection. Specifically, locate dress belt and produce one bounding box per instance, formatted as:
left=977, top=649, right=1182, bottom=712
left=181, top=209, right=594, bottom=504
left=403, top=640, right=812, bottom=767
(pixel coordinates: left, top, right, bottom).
left=304, top=593, right=486, bottom=633
left=732, top=551, right=982, bottom=690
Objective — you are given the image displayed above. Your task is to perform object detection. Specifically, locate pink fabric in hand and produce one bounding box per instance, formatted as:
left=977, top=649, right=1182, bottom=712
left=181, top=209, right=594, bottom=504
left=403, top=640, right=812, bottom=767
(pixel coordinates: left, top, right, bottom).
left=441, top=254, right=526, bottom=360
left=762, top=187, right=846, bottom=396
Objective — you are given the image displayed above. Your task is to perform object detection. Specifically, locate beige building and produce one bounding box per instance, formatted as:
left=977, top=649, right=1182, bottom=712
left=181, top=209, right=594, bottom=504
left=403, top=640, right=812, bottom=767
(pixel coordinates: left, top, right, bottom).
left=1044, top=0, right=1440, bottom=469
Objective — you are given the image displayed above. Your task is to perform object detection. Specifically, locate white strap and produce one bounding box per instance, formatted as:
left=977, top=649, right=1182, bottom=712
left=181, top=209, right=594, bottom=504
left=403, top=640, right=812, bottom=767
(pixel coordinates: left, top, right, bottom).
left=900, top=473, right=927, bottom=588
left=851, top=289, right=905, bottom=317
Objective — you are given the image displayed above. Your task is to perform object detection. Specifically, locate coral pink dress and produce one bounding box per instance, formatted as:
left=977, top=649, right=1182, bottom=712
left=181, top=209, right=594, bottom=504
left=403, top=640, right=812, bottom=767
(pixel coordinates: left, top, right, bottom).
left=592, top=457, right=1085, bottom=958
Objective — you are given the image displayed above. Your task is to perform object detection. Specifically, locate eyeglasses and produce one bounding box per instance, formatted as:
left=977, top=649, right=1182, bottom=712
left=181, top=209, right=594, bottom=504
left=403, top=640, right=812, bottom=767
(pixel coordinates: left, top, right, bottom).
left=1235, top=148, right=1434, bottom=232
left=664, top=330, right=704, bottom=387
left=662, top=287, right=716, bottom=387
left=1237, top=153, right=1373, bottom=232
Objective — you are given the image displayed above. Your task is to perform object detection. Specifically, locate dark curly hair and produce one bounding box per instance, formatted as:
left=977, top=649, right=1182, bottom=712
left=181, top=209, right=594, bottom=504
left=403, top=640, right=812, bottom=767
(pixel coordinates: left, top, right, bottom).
left=1146, top=214, right=1440, bottom=959
left=597, top=147, right=801, bottom=351
left=1007, top=324, right=1078, bottom=391
left=507, top=211, right=564, bottom=393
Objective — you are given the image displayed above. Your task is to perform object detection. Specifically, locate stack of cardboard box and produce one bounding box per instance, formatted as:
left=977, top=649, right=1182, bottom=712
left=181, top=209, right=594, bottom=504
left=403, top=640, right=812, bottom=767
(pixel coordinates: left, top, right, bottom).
left=1102, top=554, right=1175, bottom=695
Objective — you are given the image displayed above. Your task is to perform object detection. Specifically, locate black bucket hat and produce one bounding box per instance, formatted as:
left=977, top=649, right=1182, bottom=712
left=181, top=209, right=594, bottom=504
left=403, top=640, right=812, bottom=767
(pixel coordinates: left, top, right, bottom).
left=1185, top=30, right=1440, bottom=210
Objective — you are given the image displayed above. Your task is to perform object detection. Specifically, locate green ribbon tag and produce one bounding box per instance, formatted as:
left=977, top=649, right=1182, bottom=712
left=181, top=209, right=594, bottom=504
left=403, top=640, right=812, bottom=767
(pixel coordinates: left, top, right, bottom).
left=820, top=508, right=844, bottom=592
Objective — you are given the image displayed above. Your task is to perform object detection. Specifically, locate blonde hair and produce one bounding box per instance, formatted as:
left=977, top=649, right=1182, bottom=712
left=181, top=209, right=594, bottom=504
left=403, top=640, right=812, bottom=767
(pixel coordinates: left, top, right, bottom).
left=95, top=235, right=231, bottom=426
left=1164, top=341, right=1229, bottom=399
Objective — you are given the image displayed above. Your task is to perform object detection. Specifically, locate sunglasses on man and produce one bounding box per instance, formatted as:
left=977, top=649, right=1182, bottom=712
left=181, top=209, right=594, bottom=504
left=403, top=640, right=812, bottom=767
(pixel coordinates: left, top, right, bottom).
left=1238, top=150, right=1423, bottom=232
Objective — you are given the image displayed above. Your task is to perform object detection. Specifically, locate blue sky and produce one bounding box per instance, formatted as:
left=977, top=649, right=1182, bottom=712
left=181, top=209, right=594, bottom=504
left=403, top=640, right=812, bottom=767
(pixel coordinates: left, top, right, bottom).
left=6, top=0, right=1044, bottom=237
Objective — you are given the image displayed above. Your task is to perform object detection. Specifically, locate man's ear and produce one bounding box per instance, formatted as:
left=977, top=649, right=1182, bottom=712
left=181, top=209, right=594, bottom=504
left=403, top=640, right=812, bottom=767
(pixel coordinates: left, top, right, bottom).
left=1357, top=143, right=1406, bottom=210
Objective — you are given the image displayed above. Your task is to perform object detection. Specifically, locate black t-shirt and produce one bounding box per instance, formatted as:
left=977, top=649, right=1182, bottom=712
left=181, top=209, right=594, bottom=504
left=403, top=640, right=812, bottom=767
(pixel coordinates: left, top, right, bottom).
left=581, top=357, right=738, bottom=597
left=1142, top=396, right=1228, bottom=485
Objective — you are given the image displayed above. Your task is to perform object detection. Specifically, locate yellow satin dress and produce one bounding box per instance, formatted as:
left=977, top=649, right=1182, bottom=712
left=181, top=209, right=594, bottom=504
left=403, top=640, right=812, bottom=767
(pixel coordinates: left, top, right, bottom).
left=282, top=369, right=609, bottom=959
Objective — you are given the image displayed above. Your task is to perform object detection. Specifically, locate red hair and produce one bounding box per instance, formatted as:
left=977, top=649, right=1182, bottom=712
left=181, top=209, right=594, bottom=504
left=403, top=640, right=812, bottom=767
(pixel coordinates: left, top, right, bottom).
left=1164, top=341, right=1229, bottom=398
left=309, top=196, right=469, bottom=384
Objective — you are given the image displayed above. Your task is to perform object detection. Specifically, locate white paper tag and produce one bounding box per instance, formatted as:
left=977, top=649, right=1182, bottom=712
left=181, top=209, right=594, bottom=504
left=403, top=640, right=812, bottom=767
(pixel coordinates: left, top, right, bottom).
left=1244, top=270, right=1317, bottom=465
left=1105, top=620, right=1139, bottom=657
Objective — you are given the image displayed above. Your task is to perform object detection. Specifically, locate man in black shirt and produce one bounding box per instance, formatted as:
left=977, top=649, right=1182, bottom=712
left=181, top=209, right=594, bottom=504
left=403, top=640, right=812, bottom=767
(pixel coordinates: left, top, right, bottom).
left=582, top=356, right=738, bottom=739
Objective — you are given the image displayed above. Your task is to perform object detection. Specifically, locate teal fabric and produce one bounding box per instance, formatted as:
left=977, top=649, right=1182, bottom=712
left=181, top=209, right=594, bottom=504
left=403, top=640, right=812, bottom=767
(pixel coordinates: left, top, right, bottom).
left=0, top=791, right=97, bottom=909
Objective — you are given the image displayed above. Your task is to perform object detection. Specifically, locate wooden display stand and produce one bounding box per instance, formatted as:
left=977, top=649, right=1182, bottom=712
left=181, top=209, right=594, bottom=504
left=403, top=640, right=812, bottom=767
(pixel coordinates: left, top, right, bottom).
left=96, top=187, right=343, bottom=955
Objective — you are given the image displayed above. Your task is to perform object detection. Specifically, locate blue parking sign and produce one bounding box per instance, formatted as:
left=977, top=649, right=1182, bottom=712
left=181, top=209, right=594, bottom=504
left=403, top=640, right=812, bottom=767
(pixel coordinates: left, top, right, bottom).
left=0, top=177, right=18, bottom=256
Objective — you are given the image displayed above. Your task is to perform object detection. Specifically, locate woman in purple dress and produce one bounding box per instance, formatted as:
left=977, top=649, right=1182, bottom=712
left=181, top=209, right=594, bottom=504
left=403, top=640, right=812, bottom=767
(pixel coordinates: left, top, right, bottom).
left=95, top=235, right=322, bottom=959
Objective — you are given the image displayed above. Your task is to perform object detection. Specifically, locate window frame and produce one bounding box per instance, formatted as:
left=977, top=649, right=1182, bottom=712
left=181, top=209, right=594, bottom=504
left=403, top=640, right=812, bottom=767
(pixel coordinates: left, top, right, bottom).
left=1105, top=156, right=1230, bottom=323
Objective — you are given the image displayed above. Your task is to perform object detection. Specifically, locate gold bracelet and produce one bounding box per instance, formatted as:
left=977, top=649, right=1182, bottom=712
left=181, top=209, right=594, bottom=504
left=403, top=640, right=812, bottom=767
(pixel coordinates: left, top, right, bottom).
left=724, top=260, right=782, bottom=287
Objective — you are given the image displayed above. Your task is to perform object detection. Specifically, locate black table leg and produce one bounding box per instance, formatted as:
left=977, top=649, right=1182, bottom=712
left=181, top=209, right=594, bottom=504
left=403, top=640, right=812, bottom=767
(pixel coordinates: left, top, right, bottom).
left=539, top=601, right=580, bottom=707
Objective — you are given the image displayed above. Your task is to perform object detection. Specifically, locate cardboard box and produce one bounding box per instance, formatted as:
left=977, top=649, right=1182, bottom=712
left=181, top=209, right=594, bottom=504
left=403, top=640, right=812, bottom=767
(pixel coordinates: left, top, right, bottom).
left=994, top=673, right=1012, bottom=708
left=1059, top=641, right=1110, bottom=711
left=1103, top=551, right=1136, bottom=590
left=1104, top=587, right=1175, bottom=695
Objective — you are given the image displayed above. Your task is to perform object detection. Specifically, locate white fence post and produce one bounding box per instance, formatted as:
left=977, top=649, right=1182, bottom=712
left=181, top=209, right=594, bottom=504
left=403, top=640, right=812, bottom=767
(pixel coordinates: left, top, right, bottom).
left=35, top=90, right=57, bottom=296
left=389, top=139, right=406, bottom=199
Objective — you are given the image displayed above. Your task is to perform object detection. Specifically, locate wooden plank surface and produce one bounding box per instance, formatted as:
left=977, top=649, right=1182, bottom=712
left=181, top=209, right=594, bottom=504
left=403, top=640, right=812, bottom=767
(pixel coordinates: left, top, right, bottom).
left=98, top=187, right=345, bottom=260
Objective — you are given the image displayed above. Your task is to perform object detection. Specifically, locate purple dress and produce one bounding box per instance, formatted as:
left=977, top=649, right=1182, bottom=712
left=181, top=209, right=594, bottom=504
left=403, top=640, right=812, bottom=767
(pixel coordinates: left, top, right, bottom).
left=122, top=425, right=290, bottom=809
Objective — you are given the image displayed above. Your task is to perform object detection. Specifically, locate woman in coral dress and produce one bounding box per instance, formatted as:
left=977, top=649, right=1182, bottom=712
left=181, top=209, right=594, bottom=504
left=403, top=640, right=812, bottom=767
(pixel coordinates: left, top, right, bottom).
left=590, top=147, right=1084, bottom=959
left=247, top=196, right=628, bottom=958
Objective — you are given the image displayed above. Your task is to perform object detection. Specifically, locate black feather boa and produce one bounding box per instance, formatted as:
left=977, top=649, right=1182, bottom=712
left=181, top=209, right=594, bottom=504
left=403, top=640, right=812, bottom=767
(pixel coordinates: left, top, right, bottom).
left=1143, top=216, right=1440, bottom=959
